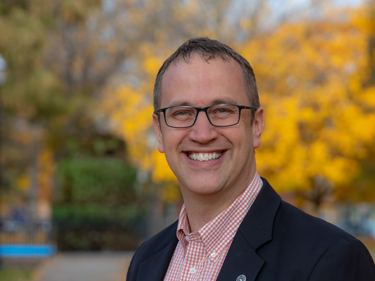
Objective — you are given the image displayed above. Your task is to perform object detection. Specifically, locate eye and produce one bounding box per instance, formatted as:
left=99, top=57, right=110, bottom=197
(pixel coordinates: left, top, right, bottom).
left=212, top=106, right=235, bottom=114
left=167, top=107, right=196, bottom=120
left=173, top=109, right=195, bottom=117
left=216, top=108, right=231, bottom=113
left=175, top=110, right=190, bottom=116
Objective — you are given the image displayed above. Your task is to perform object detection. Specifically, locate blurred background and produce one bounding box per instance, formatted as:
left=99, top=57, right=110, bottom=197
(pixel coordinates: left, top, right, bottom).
left=1, top=0, right=375, bottom=280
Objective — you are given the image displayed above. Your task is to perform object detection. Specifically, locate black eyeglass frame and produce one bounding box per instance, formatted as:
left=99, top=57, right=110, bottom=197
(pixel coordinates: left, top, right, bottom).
left=154, top=104, right=258, bottom=128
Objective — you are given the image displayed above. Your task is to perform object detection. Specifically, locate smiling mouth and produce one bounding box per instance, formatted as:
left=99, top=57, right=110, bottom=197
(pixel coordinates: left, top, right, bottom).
left=187, top=151, right=224, bottom=161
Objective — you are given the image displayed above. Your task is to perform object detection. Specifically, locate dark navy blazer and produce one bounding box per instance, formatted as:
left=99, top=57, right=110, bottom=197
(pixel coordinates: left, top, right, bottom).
left=126, top=178, right=375, bottom=281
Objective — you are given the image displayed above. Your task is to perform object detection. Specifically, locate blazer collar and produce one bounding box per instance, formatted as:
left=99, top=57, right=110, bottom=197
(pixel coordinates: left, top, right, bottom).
left=217, top=178, right=281, bottom=281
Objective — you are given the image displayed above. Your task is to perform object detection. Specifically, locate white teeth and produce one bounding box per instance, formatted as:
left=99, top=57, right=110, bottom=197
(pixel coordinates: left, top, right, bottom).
left=188, top=152, right=223, bottom=161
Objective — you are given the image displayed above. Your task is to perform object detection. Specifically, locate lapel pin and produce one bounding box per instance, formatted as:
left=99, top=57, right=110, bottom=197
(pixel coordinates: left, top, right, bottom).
left=236, top=274, right=246, bottom=281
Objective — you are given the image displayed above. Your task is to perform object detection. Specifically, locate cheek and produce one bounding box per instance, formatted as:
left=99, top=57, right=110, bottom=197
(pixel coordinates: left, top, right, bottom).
left=162, top=131, right=184, bottom=154
left=235, top=130, right=254, bottom=155
left=235, top=125, right=252, bottom=143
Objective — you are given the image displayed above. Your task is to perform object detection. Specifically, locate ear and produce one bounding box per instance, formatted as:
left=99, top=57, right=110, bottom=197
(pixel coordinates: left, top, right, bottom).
left=252, top=107, right=265, bottom=149
left=152, top=113, right=165, bottom=153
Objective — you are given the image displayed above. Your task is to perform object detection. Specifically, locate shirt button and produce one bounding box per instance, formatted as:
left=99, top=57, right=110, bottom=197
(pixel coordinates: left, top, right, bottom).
left=189, top=267, right=196, bottom=274
left=185, top=236, right=189, bottom=242
left=210, top=252, right=217, bottom=258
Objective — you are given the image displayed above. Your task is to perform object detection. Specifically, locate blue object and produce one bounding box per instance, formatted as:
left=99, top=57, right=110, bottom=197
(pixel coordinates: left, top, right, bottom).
left=0, top=244, right=56, bottom=257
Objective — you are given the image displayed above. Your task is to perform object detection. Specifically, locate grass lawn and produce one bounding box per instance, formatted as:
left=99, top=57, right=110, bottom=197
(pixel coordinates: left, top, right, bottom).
left=0, top=268, right=33, bottom=281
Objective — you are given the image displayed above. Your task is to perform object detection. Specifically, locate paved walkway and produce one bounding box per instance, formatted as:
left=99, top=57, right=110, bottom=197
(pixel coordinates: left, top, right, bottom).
left=32, top=252, right=134, bottom=281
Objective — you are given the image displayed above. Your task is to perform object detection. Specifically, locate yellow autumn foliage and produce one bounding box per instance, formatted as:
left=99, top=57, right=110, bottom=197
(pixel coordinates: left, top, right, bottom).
left=16, top=147, right=55, bottom=204
left=242, top=7, right=375, bottom=198
left=37, top=148, right=55, bottom=203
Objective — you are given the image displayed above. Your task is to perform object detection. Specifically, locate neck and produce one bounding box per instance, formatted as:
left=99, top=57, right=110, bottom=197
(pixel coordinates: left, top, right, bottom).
left=184, top=197, right=226, bottom=232
left=182, top=169, right=256, bottom=233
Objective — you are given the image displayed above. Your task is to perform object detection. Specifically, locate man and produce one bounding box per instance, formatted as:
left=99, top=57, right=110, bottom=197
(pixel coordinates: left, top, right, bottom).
left=126, top=38, right=375, bottom=281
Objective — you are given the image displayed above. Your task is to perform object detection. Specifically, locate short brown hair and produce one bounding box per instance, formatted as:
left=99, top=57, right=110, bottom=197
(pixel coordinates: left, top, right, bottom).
left=153, top=37, right=260, bottom=120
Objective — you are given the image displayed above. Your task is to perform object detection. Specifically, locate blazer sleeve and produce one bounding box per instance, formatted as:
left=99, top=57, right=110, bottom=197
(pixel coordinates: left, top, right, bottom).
left=308, top=238, right=375, bottom=281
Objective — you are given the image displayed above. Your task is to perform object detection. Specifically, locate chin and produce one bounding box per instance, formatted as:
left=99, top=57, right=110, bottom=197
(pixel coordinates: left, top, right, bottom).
left=182, top=179, right=223, bottom=196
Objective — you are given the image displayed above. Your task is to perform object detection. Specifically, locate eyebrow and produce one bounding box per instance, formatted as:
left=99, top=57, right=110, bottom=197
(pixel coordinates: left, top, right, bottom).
left=168, top=97, right=238, bottom=107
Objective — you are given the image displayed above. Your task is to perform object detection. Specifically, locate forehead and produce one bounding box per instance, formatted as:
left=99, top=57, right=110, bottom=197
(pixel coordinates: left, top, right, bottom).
left=161, top=54, right=246, bottom=107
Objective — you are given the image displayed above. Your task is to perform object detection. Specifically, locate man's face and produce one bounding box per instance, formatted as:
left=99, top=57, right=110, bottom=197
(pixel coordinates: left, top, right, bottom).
left=153, top=54, right=264, bottom=203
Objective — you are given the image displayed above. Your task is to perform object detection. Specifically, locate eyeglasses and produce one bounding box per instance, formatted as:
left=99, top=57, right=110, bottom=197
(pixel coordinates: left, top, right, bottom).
left=154, top=104, right=257, bottom=128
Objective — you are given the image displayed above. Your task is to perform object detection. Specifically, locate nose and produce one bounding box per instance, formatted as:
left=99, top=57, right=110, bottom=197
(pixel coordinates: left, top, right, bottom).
left=188, top=111, right=218, bottom=143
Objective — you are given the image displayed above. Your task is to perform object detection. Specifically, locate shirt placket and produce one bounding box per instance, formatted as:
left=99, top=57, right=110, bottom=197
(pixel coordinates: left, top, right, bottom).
left=181, top=233, right=205, bottom=281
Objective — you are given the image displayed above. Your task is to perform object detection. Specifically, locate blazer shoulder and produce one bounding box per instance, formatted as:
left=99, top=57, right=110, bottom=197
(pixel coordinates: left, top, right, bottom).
left=132, top=220, right=178, bottom=263
left=254, top=178, right=362, bottom=245
left=308, top=236, right=375, bottom=280
left=278, top=200, right=354, bottom=242
left=275, top=200, right=375, bottom=270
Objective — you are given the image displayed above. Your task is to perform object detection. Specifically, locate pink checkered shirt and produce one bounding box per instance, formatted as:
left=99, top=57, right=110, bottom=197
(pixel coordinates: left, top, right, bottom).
left=163, top=173, right=263, bottom=281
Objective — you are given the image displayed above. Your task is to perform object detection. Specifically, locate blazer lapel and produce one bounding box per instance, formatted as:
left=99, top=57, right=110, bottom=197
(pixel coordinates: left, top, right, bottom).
left=217, top=178, right=281, bottom=281
left=137, top=239, right=177, bottom=281
left=216, top=231, right=265, bottom=281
